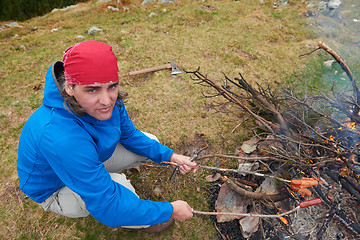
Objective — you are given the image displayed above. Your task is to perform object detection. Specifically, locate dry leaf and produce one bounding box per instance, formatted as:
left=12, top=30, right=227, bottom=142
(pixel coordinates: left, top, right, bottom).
left=240, top=136, right=259, bottom=154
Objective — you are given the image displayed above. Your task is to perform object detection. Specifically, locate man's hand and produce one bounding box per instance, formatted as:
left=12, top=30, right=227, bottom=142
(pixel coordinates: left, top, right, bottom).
left=171, top=200, right=194, bottom=221
left=169, top=153, right=197, bottom=175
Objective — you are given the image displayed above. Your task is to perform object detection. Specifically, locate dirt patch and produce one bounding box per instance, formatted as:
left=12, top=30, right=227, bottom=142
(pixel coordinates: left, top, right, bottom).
left=175, top=132, right=209, bottom=156
left=0, top=181, right=27, bottom=204
left=201, top=5, right=218, bottom=12
left=235, top=48, right=257, bottom=61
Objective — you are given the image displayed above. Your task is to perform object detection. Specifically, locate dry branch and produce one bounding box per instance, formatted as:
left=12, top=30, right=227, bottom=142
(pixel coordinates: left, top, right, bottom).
left=193, top=206, right=301, bottom=218
left=223, top=176, right=288, bottom=202
left=317, top=41, right=357, bottom=97
left=161, top=161, right=291, bottom=183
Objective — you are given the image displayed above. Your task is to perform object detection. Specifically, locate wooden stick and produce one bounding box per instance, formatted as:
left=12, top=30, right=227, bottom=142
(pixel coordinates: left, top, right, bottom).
left=318, top=41, right=359, bottom=105
left=128, top=63, right=171, bottom=76
left=161, top=161, right=291, bottom=183
left=223, top=176, right=288, bottom=202
left=318, top=41, right=355, bottom=85
left=193, top=206, right=300, bottom=218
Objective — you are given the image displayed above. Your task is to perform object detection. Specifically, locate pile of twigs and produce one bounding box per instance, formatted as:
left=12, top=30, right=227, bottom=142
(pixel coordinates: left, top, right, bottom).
left=185, top=41, right=360, bottom=239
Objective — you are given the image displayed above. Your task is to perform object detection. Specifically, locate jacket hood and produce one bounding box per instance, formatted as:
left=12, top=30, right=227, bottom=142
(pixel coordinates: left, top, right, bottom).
left=43, top=61, right=66, bottom=110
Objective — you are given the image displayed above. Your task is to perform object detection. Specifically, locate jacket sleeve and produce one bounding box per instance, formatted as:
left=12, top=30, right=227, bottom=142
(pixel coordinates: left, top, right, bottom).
left=117, top=101, right=173, bottom=164
left=39, top=122, right=173, bottom=227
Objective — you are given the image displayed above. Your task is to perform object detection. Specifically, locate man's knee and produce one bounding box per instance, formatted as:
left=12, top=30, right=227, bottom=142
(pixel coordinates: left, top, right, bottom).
left=41, top=187, right=89, bottom=218
left=110, top=173, right=138, bottom=196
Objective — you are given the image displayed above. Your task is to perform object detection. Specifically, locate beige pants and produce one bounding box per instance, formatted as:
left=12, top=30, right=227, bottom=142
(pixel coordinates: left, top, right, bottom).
left=40, top=133, right=157, bottom=228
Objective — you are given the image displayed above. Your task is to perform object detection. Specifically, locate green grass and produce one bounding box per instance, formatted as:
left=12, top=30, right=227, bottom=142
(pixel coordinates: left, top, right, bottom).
left=0, top=0, right=339, bottom=239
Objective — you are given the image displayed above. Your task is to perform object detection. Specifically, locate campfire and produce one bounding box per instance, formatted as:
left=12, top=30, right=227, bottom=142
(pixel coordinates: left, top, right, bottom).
left=183, top=42, right=360, bottom=239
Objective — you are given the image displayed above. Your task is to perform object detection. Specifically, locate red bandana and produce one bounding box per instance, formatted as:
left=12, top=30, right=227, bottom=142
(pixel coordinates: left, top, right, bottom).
left=63, top=40, right=119, bottom=85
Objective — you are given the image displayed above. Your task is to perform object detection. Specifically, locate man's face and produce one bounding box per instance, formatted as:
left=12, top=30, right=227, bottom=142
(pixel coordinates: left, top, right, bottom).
left=65, top=82, right=119, bottom=121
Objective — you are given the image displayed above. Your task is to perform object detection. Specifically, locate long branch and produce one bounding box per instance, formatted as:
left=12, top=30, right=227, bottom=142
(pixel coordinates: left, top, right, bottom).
left=318, top=41, right=360, bottom=117
left=193, top=206, right=300, bottom=218
left=161, top=161, right=291, bottom=183
left=318, top=41, right=357, bottom=96
left=223, top=176, right=288, bottom=202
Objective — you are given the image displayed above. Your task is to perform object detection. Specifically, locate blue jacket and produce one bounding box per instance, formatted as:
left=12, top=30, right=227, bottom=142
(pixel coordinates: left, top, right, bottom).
left=17, top=62, right=174, bottom=227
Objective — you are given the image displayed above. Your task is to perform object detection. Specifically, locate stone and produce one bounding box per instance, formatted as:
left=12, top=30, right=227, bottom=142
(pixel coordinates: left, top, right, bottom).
left=153, top=186, right=162, bottom=196
left=77, top=35, right=85, bottom=40
left=158, top=0, right=178, bottom=4
left=328, top=0, right=342, bottom=10
left=215, top=182, right=251, bottom=222
left=318, top=1, right=328, bottom=11
left=108, top=6, right=120, bottom=11
left=149, top=12, right=157, bottom=17
left=239, top=216, right=260, bottom=238
left=5, top=22, right=23, bottom=28
left=307, top=2, right=315, bottom=8
left=87, top=26, right=103, bottom=35
left=62, top=5, right=76, bottom=11
left=142, top=0, right=178, bottom=5
left=324, top=59, right=335, bottom=69
left=142, top=0, right=156, bottom=4
left=277, top=0, right=289, bottom=7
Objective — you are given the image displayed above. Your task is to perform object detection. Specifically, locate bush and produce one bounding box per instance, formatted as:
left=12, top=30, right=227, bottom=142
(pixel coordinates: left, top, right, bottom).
left=0, top=0, right=88, bottom=21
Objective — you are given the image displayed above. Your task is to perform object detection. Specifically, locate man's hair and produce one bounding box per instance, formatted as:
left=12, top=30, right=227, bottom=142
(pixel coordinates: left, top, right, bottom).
left=58, top=73, right=128, bottom=116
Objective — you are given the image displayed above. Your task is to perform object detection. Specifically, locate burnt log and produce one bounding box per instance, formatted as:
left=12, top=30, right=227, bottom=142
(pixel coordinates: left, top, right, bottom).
left=326, top=170, right=360, bottom=204
left=317, top=200, right=337, bottom=239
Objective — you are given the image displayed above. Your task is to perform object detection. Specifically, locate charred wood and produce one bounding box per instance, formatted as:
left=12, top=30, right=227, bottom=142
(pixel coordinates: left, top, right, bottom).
left=316, top=199, right=338, bottom=239
left=223, top=176, right=289, bottom=202
left=344, top=176, right=360, bottom=193
left=339, top=178, right=360, bottom=204
left=326, top=169, right=360, bottom=204
left=313, top=185, right=360, bottom=237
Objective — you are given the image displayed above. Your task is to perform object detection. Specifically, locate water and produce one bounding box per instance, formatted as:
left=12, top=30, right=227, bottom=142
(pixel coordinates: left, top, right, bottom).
left=304, top=0, right=360, bottom=94
left=311, top=0, right=360, bottom=66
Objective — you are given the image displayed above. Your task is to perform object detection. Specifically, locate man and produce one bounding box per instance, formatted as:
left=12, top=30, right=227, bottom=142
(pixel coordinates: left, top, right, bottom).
left=17, top=40, right=196, bottom=233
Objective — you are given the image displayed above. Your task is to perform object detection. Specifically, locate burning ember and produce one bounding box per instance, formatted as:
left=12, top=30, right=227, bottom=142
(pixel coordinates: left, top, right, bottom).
left=184, top=41, right=360, bottom=239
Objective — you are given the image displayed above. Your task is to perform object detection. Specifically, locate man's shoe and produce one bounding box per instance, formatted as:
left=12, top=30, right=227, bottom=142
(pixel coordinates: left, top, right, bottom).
left=140, top=218, right=175, bottom=234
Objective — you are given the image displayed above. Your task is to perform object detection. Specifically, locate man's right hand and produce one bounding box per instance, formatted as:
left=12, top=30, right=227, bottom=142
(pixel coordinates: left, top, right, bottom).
left=170, top=200, right=194, bottom=221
